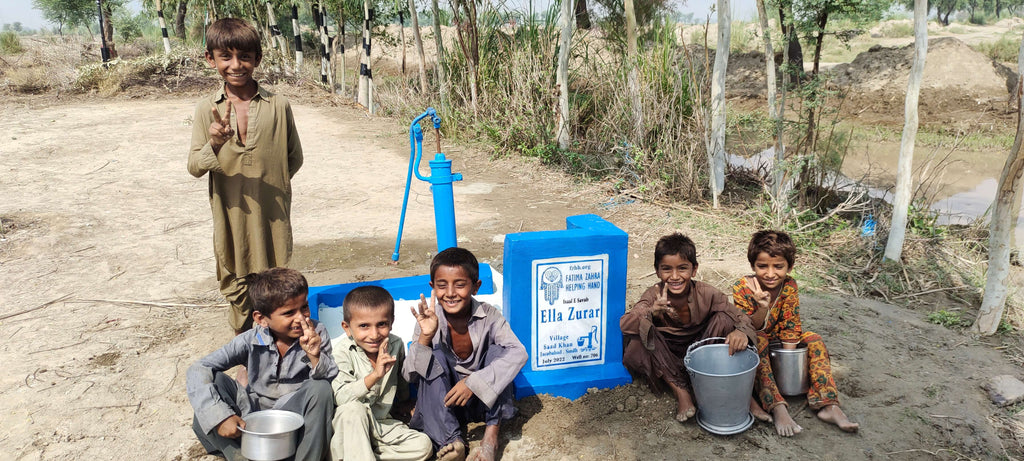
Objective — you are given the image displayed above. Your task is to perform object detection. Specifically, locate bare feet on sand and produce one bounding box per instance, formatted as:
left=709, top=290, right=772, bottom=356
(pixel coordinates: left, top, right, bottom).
left=670, top=384, right=696, bottom=422
left=467, top=424, right=499, bottom=461
left=817, top=404, right=859, bottom=433
left=437, top=440, right=466, bottom=461
left=750, top=397, right=772, bottom=422
left=771, top=405, right=803, bottom=437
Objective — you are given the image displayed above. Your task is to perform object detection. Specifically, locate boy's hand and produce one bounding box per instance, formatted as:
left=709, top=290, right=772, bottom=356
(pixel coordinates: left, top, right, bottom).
left=746, top=276, right=770, bottom=310
left=725, top=329, right=749, bottom=356
left=299, top=317, right=321, bottom=367
left=372, top=344, right=397, bottom=379
left=216, top=414, right=245, bottom=439
left=652, top=283, right=678, bottom=320
left=444, top=377, right=474, bottom=407
left=209, top=102, right=234, bottom=151
left=412, top=294, right=439, bottom=346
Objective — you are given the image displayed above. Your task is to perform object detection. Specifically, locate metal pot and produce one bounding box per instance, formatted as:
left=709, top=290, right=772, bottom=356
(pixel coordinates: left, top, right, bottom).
left=684, top=337, right=760, bottom=435
left=239, top=410, right=304, bottom=461
left=769, top=345, right=810, bottom=396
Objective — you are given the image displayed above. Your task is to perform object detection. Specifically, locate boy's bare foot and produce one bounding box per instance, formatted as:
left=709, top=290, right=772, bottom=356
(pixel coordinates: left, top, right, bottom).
left=437, top=440, right=466, bottom=461
left=750, top=397, right=772, bottom=422
left=817, top=404, right=859, bottom=433
left=467, top=442, right=496, bottom=461
left=771, top=405, right=803, bottom=437
left=670, top=384, right=696, bottom=422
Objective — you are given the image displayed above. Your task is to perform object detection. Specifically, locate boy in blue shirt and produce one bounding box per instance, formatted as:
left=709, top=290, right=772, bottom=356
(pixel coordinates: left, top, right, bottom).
left=186, top=268, right=337, bottom=460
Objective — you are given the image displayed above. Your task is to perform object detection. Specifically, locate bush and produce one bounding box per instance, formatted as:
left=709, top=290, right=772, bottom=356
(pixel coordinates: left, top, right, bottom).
left=975, top=34, right=1019, bottom=63
left=0, top=30, right=23, bottom=54
left=879, top=21, right=913, bottom=38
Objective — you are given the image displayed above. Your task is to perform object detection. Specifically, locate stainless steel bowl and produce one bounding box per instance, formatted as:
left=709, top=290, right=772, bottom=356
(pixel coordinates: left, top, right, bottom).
left=239, top=410, right=304, bottom=461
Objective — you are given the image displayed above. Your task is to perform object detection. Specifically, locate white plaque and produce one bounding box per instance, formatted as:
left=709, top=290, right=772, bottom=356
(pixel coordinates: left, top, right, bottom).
left=531, top=255, right=608, bottom=370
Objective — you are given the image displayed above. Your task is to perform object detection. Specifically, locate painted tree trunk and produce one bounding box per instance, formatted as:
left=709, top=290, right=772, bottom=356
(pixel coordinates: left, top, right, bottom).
left=974, top=35, right=1024, bottom=335
left=292, top=3, right=303, bottom=72
left=755, top=0, right=782, bottom=200
left=156, top=0, right=172, bottom=53
left=883, top=0, right=928, bottom=262
left=266, top=1, right=287, bottom=53
left=624, top=0, right=640, bottom=138
left=556, top=0, right=574, bottom=150
left=707, top=0, right=730, bottom=208
left=337, top=5, right=346, bottom=93
left=409, top=0, right=428, bottom=93
left=359, top=0, right=375, bottom=113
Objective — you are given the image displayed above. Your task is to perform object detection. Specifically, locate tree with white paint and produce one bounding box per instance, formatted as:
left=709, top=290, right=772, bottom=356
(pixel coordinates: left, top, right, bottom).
left=408, top=0, right=428, bottom=93
left=556, top=0, right=574, bottom=150
left=883, top=0, right=927, bottom=262
left=707, top=0, right=730, bottom=208
left=974, top=35, right=1024, bottom=335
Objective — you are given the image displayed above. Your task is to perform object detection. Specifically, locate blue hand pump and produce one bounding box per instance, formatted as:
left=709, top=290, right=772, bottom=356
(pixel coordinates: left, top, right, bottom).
left=392, top=108, right=463, bottom=262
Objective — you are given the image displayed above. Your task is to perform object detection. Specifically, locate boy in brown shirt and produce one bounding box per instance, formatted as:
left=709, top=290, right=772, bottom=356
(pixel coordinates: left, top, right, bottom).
left=187, top=18, right=303, bottom=334
left=620, top=232, right=764, bottom=423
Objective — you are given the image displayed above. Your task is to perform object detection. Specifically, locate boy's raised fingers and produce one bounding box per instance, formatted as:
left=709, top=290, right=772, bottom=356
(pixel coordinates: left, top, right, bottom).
left=660, top=282, right=668, bottom=299
left=224, top=101, right=232, bottom=124
left=211, top=106, right=223, bottom=125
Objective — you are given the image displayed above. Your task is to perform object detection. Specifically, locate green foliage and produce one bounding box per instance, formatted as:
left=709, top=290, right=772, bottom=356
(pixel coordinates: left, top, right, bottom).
left=0, top=31, right=24, bottom=54
left=908, top=203, right=944, bottom=238
left=33, top=0, right=95, bottom=35
left=113, top=9, right=149, bottom=42
left=926, top=309, right=970, bottom=328
left=974, top=34, right=1020, bottom=63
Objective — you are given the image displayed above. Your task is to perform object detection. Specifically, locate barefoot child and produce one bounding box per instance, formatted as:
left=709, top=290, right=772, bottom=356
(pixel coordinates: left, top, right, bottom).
left=620, top=233, right=760, bottom=423
left=186, top=268, right=337, bottom=461
left=330, top=286, right=433, bottom=461
left=187, top=18, right=303, bottom=334
left=404, top=247, right=528, bottom=461
left=732, top=230, right=860, bottom=436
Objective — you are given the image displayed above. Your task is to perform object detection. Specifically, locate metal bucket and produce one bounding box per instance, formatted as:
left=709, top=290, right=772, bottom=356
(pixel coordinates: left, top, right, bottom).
left=770, top=344, right=810, bottom=396
left=239, top=410, right=304, bottom=461
left=684, top=337, right=759, bottom=435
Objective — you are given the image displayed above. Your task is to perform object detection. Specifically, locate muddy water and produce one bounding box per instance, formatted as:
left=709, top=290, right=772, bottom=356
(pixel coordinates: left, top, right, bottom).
left=734, top=138, right=1024, bottom=240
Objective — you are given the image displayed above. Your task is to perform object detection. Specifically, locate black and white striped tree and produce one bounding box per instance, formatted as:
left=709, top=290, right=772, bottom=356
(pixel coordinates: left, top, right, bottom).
left=155, top=0, right=172, bottom=53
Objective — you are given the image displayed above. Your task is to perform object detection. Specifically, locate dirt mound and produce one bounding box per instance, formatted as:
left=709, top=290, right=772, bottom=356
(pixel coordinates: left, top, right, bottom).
left=830, top=37, right=1015, bottom=127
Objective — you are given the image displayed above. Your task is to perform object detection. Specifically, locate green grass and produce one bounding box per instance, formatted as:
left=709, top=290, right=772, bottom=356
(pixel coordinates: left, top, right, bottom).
left=849, top=123, right=1015, bottom=151
left=0, top=30, right=23, bottom=54
left=879, top=21, right=914, bottom=38
left=973, top=34, right=1020, bottom=63
left=926, top=309, right=970, bottom=328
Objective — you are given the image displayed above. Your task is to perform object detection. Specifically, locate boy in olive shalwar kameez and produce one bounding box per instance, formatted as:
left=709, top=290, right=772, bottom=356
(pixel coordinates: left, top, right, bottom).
left=187, top=18, right=303, bottom=333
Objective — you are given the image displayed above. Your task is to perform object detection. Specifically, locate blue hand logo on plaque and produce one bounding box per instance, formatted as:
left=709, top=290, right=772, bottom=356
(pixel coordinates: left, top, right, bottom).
left=541, top=267, right=562, bottom=306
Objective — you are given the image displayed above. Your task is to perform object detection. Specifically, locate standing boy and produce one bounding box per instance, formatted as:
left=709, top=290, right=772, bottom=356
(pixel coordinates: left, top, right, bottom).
left=406, top=247, right=528, bottom=461
left=188, top=17, right=303, bottom=334
left=620, top=232, right=762, bottom=423
left=186, top=267, right=337, bottom=461
left=330, top=286, right=433, bottom=461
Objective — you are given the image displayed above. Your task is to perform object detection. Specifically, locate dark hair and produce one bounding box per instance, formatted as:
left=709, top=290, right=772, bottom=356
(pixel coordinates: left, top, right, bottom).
left=429, top=247, right=479, bottom=283
left=747, top=230, right=797, bottom=268
left=206, top=18, right=262, bottom=60
left=654, top=232, right=698, bottom=269
left=248, top=267, right=308, bottom=317
left=343, top=286, right=395, bottom=322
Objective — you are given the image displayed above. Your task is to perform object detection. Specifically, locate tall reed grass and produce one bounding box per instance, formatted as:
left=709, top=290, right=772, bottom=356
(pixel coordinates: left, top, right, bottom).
left=376, top=6, right=709, bottom=202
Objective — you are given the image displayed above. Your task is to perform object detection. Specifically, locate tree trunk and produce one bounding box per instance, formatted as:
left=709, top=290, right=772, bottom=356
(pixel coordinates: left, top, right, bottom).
left=431, top=0, right=448, bottom=111
left=156, top=0, right=172, bottom=53
left=575, top=0, right=591, bottom=29
left=337, top=5, right=346, bottom=93
left=624, top=0, right=640, bottom=139
left=359, top=0, right=373, bottom=111
left=883, top=0, right=928, bottom=262
left=450, top=0, right=479, bottom=114
left=266, top=1, right=288, bottom=53
left=102, top=2, right=117, bottom=58
left=408, top=0, right=428, bottom=93
left=974, top=34, right=1024, bottom=335
left=756, top=0, right=783, bottom=202
left=292, top=3, right=303, bottom=71
left=175, top=0, right=187, bottom=39
left=811, top=11, right=828, bottom=76
left=778, top=5, right=803, bottom=85
left=556, top=0, right=574, bottom=150
left=398, top=5, right=406, bottom=74
left=707, top=0, right=730, bottom=208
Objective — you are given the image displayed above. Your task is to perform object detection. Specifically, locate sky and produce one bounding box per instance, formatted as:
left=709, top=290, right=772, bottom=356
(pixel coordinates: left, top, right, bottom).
left=0, top=0, right=757, bottom=30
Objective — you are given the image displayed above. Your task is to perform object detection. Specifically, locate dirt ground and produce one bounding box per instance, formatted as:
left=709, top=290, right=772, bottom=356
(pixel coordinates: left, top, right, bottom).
left=3, top=23, right=1024, bottom=461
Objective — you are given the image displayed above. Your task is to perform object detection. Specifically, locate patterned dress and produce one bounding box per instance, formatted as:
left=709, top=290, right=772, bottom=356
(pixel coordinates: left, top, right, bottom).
left=732, top=277, right=840, bottom=411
